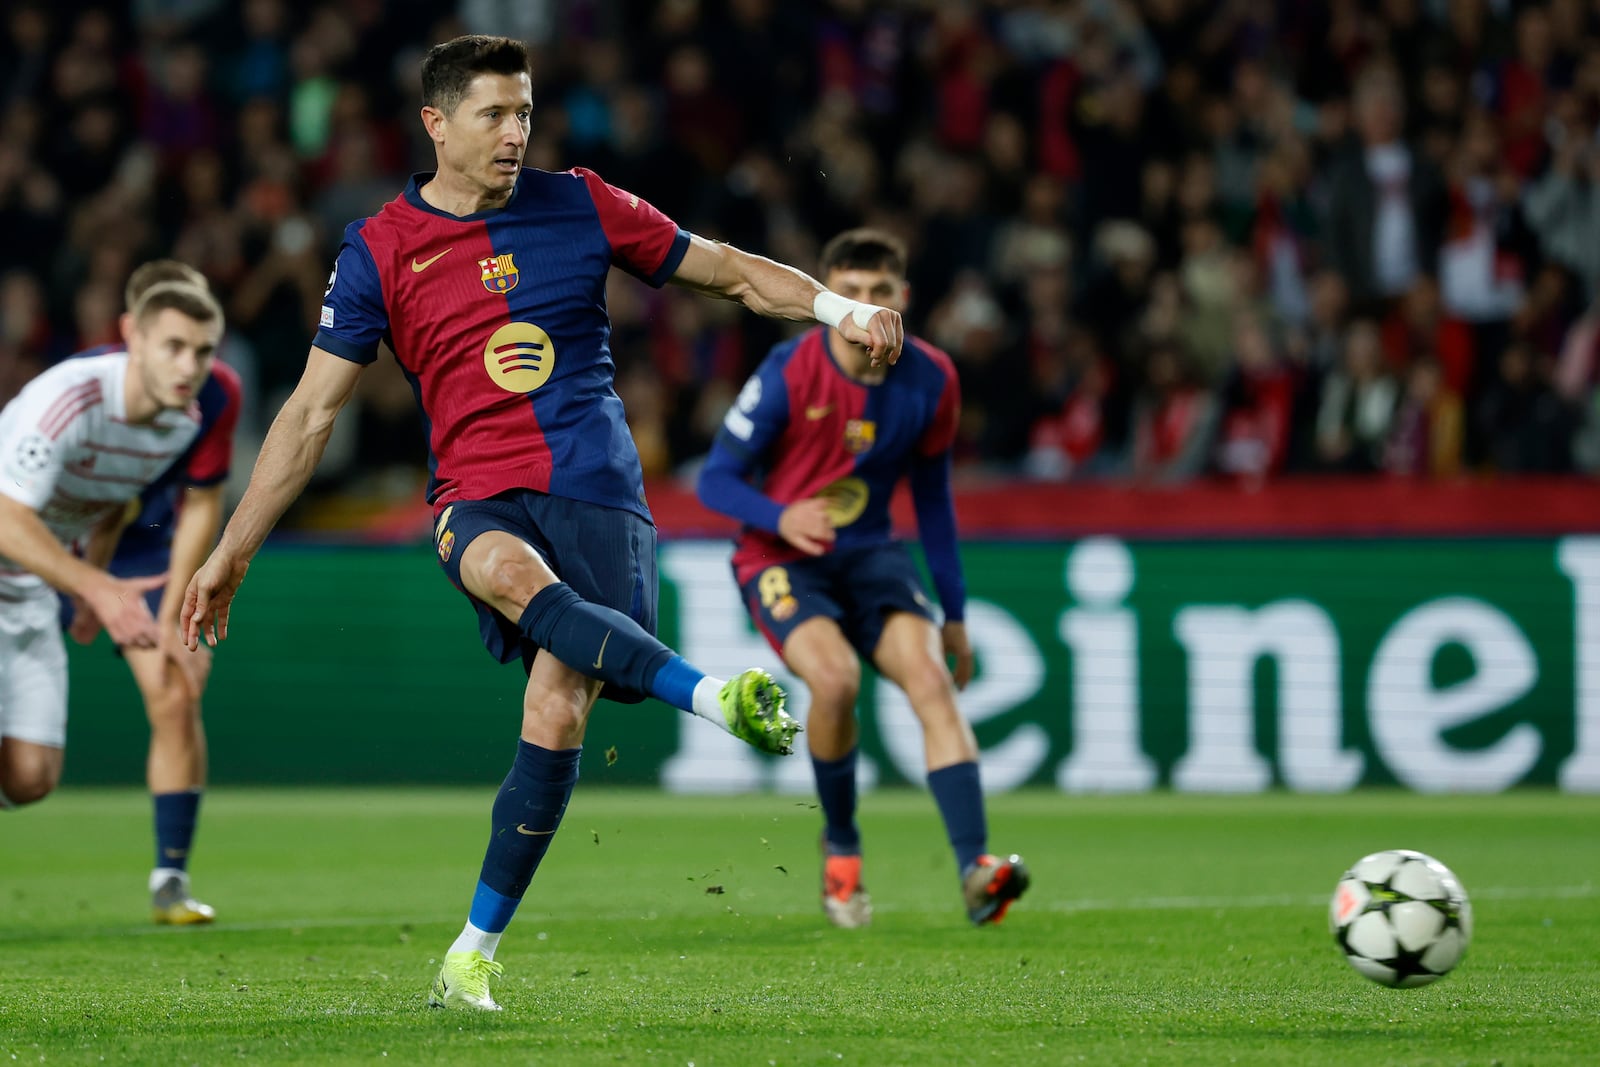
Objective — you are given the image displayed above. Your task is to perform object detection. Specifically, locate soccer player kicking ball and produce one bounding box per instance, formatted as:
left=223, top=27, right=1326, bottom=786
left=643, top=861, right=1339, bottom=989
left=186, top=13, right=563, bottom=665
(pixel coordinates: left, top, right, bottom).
left=0, top=284, right=224, bottom=839
left=57, top=260, right=243, bottom=925
left=182, top=36, right=902, bottom=1012
left=696, top=229, right=1030, bottom=929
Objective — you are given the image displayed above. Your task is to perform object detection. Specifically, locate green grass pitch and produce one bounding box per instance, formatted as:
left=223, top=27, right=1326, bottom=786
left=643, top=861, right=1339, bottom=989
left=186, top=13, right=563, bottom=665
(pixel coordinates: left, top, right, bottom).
left=2, top=789, right=1597, bottom=1065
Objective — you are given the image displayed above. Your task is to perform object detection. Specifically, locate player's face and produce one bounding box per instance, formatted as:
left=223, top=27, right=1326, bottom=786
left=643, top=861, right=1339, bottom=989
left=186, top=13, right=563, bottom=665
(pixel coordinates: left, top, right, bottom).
left=438, top=72, right=532, bottom=197
left=824, top=268, right=909, bottom=315
left=127, top=308, right=220, bottom=411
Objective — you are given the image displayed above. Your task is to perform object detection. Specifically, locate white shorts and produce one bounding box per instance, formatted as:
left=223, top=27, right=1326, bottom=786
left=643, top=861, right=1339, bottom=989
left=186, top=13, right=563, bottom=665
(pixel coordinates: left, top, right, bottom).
left=0, top=588, right=68, bottom=748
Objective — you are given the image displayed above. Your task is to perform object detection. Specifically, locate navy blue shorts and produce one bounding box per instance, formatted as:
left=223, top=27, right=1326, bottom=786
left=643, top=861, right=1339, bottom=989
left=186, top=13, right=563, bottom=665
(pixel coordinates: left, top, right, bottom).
left=58, top=547, right=168, bottom=641
left=433, top=490, right=658, bottom=701
left=738, top=542, right=937, bottom=659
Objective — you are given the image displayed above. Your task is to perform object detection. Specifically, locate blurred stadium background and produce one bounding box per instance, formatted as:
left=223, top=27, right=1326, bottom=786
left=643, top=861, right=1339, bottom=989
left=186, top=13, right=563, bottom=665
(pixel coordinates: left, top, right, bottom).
left=4, top=0, right=1599, bottom=794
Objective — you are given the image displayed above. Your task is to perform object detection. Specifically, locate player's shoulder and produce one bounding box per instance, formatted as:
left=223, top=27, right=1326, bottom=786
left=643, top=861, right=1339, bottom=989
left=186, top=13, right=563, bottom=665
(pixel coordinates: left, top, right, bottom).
left=31, top=352, right=122, bottom=395
left=903, top=335, right=957, bottom=379
left=4, top=354, right=118, bottom=430
left=65, top=343, right=125, bottom=363
left=342, top=182, right=428, bottom=256
left=202, top=361, right=243, bottom=411
left=512, top=166, right=611, bottom=214
left=763, top=327, right=824, bottom=373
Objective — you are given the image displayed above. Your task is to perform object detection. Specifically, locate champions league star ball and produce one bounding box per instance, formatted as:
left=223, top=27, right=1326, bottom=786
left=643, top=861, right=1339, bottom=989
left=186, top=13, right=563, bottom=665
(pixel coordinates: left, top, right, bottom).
left=1330, top=849, right=1472, bottom=988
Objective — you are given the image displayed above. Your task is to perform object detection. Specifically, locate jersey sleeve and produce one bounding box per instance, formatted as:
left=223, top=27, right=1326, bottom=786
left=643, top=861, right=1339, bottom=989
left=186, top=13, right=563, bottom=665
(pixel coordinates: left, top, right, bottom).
left=312, top=223, right=389, bottom=364
left=574, top=168, right=690, bottom=288
left=184, top=362, right=243, bottom=487
left=910, top=450, right=966, bottom=622
left=710, top=351, right=793, bottom=464
left=697, top=351, right=795, bottom=531
left=0, top=378, right=91, bottom=511
left=918, top=353, right=961, bottom=457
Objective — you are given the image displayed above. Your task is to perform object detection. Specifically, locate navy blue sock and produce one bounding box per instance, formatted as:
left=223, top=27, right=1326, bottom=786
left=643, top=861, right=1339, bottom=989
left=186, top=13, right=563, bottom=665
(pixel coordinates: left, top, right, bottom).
left=517, top=583, right=683, bottom=704
left=928, top=761, right=987, bottom=874
left=470, top=741, right=581, bottom=933
left=812, top=750, right=861, bottom=854
left=153, top=790, right=201, bottom=871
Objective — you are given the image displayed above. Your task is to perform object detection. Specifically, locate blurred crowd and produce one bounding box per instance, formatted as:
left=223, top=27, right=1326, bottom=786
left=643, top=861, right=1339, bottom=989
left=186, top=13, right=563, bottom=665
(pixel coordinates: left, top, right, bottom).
left=4, top=0, right=1600, bottom=505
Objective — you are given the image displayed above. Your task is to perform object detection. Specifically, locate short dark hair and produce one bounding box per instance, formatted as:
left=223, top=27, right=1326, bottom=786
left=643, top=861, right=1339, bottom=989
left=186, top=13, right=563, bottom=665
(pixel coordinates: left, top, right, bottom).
left=819, top=228, right=908, bottom=279
left=421, top=35, right=531, bottom=116
left=131, top=281, right=223, bottom=329
left=124, top=259, right=206, bottom=310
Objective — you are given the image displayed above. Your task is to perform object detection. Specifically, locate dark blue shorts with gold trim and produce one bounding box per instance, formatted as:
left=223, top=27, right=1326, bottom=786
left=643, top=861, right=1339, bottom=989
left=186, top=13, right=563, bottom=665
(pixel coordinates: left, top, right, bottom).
left=433, top=489, right=657, bottom=701
left=737, top=541, right=936, bottom=659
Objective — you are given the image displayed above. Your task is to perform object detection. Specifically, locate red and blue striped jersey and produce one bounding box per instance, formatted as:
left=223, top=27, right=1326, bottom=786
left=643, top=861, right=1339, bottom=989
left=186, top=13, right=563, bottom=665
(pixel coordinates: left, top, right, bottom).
left=702, top=327, right=962, bottom=598
left=313, top=167, right=689, bottom=520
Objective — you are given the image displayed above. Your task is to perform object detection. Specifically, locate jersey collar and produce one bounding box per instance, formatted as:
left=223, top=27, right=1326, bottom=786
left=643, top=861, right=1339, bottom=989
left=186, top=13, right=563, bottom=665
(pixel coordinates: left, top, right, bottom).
left=402, top=171, right=524, bottom=221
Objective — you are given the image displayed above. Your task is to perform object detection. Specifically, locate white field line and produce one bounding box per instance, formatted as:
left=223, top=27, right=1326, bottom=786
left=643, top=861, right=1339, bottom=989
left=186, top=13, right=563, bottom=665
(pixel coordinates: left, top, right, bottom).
left=2, top=884, right=1591, bottom=942
left=1039, top=882, right=1596, bottom=914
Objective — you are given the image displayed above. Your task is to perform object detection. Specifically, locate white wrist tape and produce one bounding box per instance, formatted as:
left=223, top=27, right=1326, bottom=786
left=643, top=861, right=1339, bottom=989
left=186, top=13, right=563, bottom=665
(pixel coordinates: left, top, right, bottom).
left=813, top=291, right=884, bottom=331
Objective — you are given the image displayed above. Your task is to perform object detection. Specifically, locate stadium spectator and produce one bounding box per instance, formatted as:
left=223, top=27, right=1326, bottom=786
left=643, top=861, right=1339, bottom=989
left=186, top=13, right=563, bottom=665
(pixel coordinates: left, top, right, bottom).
left=1316, top=318, right=1400, bottom=473
left=1323, top=66, right=1448, bottom=311
left=1385, top=356, right=1464, bottom=479
left=3, top=0, right=1600, bottom=509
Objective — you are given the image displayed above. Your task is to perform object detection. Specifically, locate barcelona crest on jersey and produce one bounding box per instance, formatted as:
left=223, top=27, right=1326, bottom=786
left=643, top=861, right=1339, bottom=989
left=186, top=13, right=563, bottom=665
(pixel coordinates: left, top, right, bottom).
left=843, top=418, right=876, bottom=454
left=479, top=253, right=519, bottom=293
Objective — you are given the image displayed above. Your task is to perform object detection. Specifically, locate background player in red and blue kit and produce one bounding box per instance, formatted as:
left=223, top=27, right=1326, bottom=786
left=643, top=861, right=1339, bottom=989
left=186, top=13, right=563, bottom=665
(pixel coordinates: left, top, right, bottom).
left=183, top=36, right=903, bottom=1011
left=697, top=229, right=1030, bottom=929
left=61, top=260, right=241, bottom=925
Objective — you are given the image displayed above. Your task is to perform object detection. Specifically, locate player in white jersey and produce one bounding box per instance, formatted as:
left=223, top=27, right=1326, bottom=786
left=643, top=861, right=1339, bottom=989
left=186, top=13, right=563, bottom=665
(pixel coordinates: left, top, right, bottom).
left=0, top=281, right=223, bottom=811
left=55, top=260, right=243, bottom=925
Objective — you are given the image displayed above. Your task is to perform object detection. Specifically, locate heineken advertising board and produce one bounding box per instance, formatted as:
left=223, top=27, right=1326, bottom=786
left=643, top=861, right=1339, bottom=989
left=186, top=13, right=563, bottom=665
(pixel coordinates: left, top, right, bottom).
left=60, top=538, right=1599, bottom=793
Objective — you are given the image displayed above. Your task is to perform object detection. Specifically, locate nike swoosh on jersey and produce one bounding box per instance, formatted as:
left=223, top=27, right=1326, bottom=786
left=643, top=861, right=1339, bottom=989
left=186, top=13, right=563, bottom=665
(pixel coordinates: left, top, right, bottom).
left=805, top=405, right=834, bottom=420
left=411, top=248, right=452, bottom=273
left=592, top=630, right=612, bottom=670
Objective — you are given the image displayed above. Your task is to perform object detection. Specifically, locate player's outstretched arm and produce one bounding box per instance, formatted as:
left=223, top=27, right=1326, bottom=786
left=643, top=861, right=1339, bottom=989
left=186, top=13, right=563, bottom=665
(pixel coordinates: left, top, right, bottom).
left=670, top=236, right=904, bottom=367
left=157, top=484, right=224, bottom=689
left=0, top=494, right=164, bottom=648
left=184, top=347, right=362, bottom=649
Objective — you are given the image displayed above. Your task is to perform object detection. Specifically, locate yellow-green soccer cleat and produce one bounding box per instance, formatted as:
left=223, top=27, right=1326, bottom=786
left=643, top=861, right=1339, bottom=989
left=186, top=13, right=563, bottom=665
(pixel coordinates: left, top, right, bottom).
left=718, top=669, right=801, bottom=755
left=150, top=871, right=216, bottom=926
left=428, top=950, right=505, bottom=1011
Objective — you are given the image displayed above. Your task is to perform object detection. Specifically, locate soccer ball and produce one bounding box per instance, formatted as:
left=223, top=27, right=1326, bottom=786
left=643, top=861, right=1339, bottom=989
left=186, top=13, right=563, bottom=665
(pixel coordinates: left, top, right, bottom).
left=1329, top=849, right=1472, bottom=988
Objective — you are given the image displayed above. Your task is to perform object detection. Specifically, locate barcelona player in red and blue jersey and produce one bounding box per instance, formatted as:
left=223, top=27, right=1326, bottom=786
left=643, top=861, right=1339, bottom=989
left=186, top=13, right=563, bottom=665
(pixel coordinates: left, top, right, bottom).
left=183, top=36, right=903, bottom=1011
left=61, top=260, right=241, bottom=927
left=697, top=230, right=1030, bottom=929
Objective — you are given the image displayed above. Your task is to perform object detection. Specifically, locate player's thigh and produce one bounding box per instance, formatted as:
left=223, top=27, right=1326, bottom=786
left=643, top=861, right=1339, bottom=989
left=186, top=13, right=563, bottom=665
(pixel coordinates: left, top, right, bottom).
left=739, top=557, right=844, bottom=653
left=456, top=529, right=561, bottom=618
left=781, top=617, right=862, bottom=712
left=535, top=495, right=659, bottom=630
left=0, top=593, right=70, bottom=751
left=871, top=611, right=952, bottom=695
left=839, top=544, right=941, bottom=663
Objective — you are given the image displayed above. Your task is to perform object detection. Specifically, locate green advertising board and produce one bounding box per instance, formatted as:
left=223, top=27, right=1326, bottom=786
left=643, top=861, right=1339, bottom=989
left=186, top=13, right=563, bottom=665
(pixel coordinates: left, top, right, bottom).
left=59, top=538, right=1600, bottom=793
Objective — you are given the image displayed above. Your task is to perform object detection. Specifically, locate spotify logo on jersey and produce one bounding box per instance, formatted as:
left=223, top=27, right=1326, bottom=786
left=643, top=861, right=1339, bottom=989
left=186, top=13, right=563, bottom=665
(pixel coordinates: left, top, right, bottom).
left=484, top=322, right=555, bottom=393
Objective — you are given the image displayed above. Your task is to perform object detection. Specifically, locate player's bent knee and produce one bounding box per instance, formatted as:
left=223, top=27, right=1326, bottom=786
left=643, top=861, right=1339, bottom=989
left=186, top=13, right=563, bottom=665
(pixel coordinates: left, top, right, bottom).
left=803, top=660, right=861, bottom=713
left=1, top=768, right=59, bottom=806
left=146, top=691, right=200, bottom=732
left=476, top=556, right=546, bottom=613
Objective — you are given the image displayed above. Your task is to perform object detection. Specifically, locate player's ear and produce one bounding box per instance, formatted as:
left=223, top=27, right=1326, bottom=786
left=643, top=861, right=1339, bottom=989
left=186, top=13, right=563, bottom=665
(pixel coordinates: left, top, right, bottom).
left=420, top=105, right=447, bottom=144
left=117, top=312, right=134, bottom=344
